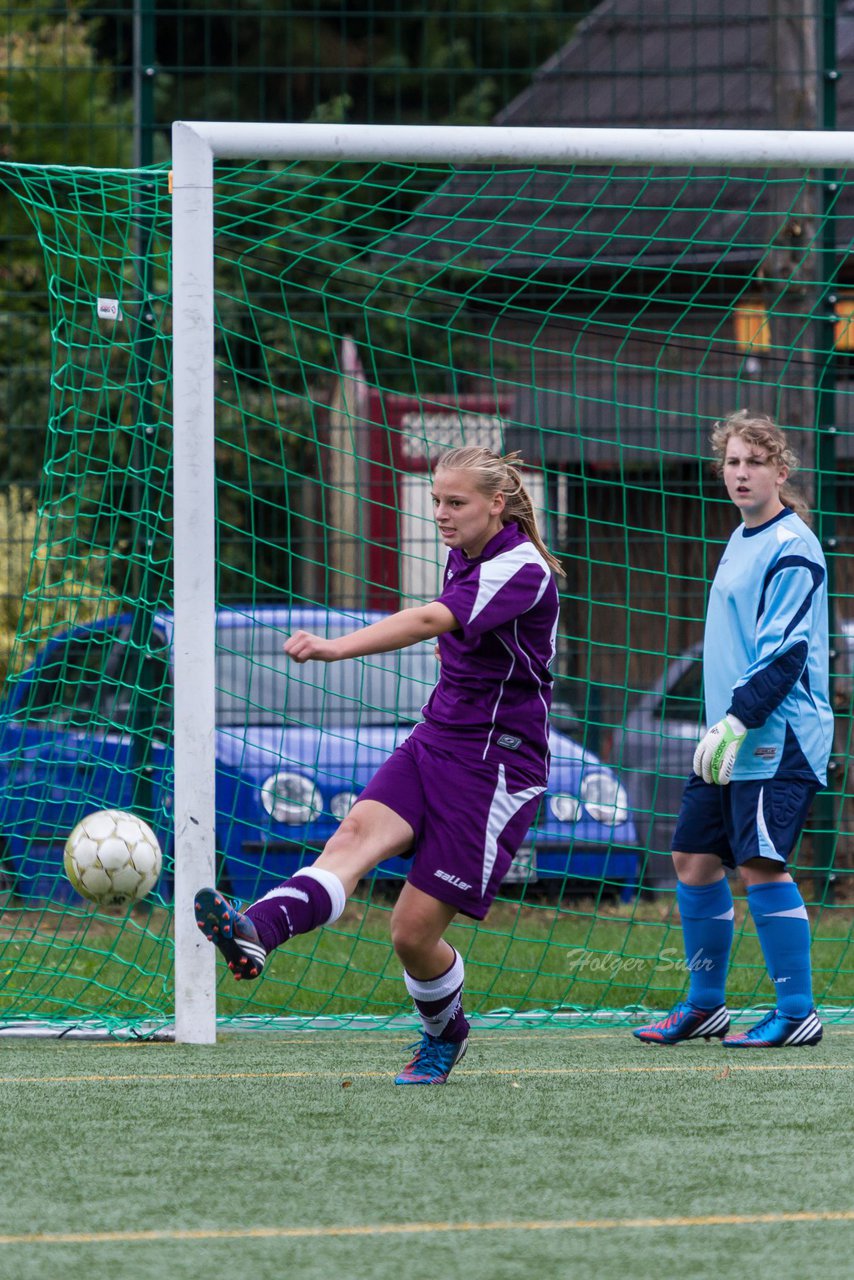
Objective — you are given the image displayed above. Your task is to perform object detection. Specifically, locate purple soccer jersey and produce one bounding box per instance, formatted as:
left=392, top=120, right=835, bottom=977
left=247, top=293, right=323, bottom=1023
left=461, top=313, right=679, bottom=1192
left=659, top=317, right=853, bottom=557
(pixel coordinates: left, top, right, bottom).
left=415, top=522, right=559, bottom=783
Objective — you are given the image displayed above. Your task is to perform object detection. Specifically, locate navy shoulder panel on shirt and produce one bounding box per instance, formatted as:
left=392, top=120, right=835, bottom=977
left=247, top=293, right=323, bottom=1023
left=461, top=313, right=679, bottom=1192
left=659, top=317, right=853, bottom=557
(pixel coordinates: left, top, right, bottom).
left=757, top=555, right=825, bottom=634
left=728, top=640, right=809, bottom=728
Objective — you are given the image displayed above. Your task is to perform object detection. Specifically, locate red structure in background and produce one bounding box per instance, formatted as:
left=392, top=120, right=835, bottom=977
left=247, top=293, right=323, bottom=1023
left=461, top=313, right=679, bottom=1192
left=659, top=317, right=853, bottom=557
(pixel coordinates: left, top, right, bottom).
left=362, top=390, right=509, bottom=609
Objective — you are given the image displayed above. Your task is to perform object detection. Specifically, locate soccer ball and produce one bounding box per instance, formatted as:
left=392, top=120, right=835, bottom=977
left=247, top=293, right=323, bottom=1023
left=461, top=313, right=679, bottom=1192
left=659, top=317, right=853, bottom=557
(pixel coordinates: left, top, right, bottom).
left=64, top=809, right=162, bottom=907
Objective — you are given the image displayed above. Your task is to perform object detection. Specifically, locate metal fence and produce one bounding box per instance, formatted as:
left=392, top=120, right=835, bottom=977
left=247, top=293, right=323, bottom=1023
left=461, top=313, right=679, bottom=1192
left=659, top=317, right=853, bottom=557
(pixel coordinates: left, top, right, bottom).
left=0, top=0, right=843, bottom=665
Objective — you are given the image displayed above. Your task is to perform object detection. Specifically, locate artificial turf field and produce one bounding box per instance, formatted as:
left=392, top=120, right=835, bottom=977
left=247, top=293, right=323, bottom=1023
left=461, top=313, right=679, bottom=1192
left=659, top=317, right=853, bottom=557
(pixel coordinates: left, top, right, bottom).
left=2, top=1025, right=852, bottom=1280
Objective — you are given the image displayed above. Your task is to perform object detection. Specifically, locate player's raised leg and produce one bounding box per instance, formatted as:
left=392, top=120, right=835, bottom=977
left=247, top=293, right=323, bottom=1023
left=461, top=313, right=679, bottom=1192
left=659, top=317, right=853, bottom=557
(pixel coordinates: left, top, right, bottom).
left=194, top=799, right=414, bottom=980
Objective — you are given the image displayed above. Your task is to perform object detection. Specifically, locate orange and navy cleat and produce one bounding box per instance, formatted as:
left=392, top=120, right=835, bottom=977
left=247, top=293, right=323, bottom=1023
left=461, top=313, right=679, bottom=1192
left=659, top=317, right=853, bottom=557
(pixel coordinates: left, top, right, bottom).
left=193, top=887, right=267, bottom=980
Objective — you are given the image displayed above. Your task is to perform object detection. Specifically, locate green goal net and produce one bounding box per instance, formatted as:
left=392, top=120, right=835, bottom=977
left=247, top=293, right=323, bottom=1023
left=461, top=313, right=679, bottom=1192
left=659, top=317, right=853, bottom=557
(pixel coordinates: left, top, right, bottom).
left=0, top=136, right=852, bottom=1037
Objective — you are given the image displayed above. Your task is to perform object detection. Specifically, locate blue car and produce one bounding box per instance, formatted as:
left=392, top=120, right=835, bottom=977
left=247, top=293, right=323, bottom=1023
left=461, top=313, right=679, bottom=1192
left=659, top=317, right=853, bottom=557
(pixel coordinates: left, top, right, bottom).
left=0, top=606, right=639, bottom=902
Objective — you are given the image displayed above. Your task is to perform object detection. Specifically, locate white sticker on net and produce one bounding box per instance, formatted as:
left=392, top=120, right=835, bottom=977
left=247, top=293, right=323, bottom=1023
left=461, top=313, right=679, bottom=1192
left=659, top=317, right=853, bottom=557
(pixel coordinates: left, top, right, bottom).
left=97, top=297, right=123, bottom=321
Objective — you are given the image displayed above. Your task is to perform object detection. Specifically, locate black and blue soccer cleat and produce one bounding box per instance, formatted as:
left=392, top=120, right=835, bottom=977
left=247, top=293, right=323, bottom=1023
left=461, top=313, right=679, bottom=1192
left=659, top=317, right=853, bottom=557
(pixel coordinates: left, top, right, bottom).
left=723, top=1008, right=823, bottom=1048
left=194, top=887, right=267, bottom=980
left=395, top=1032, right=469, bottom=1084
left=633, top=1000, right=730, bottom=1044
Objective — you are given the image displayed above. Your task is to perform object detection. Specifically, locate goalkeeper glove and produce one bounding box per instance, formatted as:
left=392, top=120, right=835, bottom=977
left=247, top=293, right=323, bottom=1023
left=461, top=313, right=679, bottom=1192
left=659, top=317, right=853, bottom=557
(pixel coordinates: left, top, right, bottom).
left=692, top=713, right=747, bottom=786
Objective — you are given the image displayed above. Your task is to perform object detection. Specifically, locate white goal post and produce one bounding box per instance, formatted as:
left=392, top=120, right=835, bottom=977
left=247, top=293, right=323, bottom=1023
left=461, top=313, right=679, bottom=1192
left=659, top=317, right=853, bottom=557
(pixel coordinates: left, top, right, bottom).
left=171, top=120, right=854, bottom=1044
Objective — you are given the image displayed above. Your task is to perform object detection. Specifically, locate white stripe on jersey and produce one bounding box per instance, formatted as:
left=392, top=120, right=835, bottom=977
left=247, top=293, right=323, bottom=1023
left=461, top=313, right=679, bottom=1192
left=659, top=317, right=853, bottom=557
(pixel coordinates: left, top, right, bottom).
left=468, top=541, right=549, bottom=624
left=515, top=614, right=554, bottom=749
left=482, top=618, right=552, bottom=761
left=480, top=764, right=545, bottom=894
left=482, top=632, right=516, bottom=761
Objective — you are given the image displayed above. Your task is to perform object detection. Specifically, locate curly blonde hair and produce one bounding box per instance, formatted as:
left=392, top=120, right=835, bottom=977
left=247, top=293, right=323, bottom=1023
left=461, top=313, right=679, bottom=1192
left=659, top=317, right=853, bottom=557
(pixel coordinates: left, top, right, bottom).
left=434, top=446, right=564, bottom=576
left=710, top=410, right=810, bottom=524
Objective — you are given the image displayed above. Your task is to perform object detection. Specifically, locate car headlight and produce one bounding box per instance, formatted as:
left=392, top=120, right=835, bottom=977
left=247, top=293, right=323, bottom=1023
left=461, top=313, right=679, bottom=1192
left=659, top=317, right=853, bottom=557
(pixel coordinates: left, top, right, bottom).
left=579, top=772, right=630, bottom=826
left=329, top=790, right=359, bottom=821
left=548, top=793, right=582, bottom=823
left=260, top=772, right=322, bottom=825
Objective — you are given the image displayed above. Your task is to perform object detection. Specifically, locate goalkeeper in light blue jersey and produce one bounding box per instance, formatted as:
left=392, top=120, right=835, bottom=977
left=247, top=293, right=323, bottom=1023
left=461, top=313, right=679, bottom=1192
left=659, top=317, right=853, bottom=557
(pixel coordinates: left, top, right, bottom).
left=635, top=411, right=832, bottom=1049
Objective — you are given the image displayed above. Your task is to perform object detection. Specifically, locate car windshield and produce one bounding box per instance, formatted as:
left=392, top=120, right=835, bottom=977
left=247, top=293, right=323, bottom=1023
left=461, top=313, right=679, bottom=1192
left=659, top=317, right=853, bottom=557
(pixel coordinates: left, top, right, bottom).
left=14, top=623, right=172, bottom=732
left=216, top=622, right=439, bottom=727
left=660, top=657, right=703, bottom=723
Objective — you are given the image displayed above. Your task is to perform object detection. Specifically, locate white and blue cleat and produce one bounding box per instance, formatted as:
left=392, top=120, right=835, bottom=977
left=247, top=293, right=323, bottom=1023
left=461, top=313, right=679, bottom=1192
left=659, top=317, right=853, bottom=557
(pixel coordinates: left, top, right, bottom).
left=723, top=1008, right=823, bottom=1048
left=633, top=1001, right=731, bottom=1044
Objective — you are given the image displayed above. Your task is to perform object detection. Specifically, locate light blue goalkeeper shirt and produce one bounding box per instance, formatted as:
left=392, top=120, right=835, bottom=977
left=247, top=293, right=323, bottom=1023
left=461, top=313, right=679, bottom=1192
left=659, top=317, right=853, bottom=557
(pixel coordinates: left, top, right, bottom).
left=703, top=506, right=833, bottom=784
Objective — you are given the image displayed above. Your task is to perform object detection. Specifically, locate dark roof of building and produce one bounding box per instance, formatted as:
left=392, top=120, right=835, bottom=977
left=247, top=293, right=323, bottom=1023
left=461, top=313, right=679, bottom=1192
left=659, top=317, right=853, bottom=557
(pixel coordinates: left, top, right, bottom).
left=495, top=0, right=786, bottom=131
left=385, top=0, right=854, bottom=281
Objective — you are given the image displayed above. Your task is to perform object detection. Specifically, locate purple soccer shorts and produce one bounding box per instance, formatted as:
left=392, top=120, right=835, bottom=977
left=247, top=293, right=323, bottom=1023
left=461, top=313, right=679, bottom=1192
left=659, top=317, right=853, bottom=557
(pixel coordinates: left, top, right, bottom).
left=359, top=730, right=545, bottom=919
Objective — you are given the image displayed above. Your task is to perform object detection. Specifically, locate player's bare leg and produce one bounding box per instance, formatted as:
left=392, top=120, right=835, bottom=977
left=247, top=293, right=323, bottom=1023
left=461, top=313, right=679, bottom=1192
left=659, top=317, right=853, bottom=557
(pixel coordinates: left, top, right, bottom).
left=195, top=801, right=413, bottom=980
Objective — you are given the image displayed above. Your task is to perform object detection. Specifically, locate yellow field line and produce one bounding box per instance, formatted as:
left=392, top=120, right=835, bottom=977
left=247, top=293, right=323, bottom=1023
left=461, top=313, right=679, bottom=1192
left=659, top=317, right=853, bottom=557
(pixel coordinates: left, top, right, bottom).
left=65, top=1027, right=854, bottom=1050
left=0, top=1061, right=851, bottom=1085
left=1, top=1210, right=853, bottom=1246
left=17, top=1027, right=851, bottom=1054
left=72, top=1031, right=628, bottom=1048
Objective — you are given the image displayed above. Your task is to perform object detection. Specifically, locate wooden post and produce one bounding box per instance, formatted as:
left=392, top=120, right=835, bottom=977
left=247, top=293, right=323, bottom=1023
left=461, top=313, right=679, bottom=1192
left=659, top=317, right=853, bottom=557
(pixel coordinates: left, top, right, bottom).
left=765, top=1, right=818, bottom=464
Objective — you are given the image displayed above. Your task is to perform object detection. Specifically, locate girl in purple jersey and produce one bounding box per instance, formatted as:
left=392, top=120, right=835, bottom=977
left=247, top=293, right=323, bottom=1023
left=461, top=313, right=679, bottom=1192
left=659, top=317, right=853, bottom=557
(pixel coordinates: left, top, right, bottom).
left=195, top=446, right=562, bottom=1084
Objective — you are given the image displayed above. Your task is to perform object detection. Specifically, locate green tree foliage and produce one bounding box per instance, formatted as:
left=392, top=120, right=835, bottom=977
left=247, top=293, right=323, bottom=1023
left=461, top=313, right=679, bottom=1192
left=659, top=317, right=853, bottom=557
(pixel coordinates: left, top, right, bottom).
left=0, top=7, right=139, bottom=671
left=0, top=2, right=133, bottom=486
left=82, top=0, right=581, bottom=131
left=0, top=4, right=131, bottom=166
left=0, top=2, right=590, bottom=624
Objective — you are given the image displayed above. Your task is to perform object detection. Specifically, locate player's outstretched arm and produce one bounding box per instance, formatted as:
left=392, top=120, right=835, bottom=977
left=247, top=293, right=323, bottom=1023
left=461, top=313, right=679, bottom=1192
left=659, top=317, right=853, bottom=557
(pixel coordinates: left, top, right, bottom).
left=284, top=602, right=459, bottom=664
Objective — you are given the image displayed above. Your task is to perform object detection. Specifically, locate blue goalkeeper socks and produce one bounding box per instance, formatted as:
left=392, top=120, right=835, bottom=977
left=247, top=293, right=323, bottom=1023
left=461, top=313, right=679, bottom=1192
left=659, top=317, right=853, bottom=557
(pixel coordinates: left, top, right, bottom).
left=747, top=881, right=813, bottom=1019
left=676, top=878, right=735, bottom=1009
